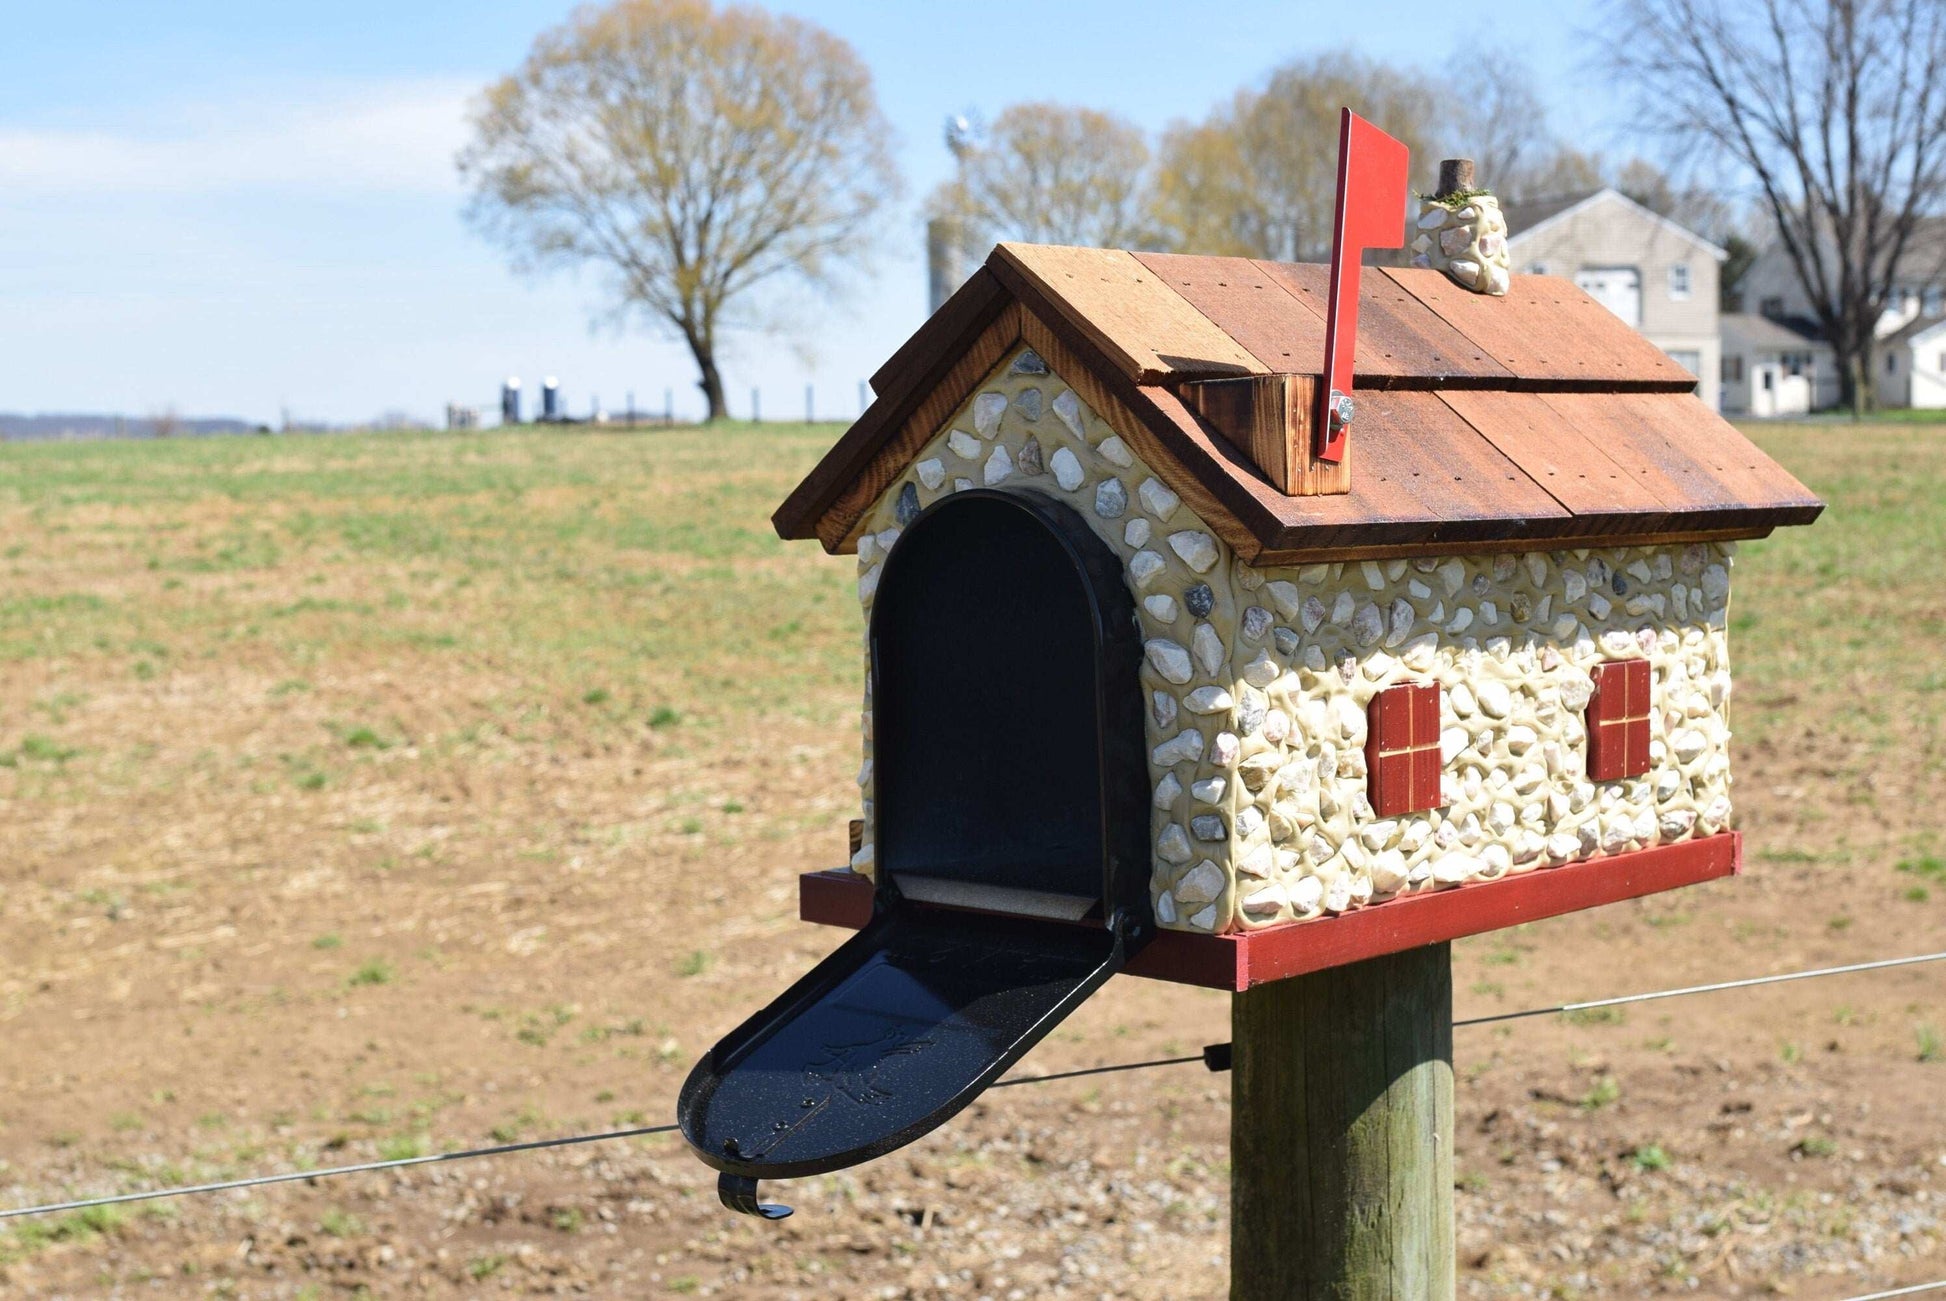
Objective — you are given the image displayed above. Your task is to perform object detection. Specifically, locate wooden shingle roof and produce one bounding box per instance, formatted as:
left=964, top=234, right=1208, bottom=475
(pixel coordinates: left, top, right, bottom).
left=774, top=242, right=1822, bottom=563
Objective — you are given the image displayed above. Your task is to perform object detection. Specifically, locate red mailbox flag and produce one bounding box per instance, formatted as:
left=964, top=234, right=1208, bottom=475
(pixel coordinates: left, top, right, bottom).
left=1316, top=109, right=1410, bottom=463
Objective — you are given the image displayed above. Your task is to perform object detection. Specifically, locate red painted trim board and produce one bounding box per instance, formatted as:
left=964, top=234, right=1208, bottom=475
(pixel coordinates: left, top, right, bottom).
left=798, top=832, right=1742, bottom=991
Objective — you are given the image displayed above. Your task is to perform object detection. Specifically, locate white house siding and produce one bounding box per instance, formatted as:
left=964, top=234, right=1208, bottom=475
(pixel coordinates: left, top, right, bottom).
left=851, top=347, right=1737, bottom=937
left=1878, top=322, right=1946, bottom=410
left=1508, top=192, right=1723, bottom=410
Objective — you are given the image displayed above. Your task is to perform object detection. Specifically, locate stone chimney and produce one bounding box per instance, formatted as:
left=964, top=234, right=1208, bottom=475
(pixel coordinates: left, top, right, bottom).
left=1410, top=158, right=1511, bottom=296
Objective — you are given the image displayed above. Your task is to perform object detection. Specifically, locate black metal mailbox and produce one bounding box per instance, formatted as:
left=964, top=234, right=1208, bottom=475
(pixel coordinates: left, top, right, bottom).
left=678, top=490, right=1152, bottom=1216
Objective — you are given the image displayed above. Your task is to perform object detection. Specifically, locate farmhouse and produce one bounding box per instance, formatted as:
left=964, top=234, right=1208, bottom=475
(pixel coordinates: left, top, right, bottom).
left=774, top=242, right=1822, bottom=948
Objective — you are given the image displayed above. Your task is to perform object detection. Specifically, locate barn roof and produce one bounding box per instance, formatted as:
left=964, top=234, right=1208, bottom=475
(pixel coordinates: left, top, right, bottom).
left=774, top=242, right=1822, bottom=564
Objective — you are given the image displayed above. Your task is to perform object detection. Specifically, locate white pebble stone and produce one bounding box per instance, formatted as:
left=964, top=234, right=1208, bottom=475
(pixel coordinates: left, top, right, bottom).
left=1241, top=883, right=1287, bottom=916
left=1154, top=891, right=1178, bottom=924
left=1051, top=389, right=1083, bottom=439
left=1144, top=639, right=1193, bottom=684
left=1144, top=594, right=1179, bottom=623
left=1098, top=435, right=1134, bottom=467
left=1048, top=446, right=1085, bottom=491
left=1174, top=859, right=1224, bottom=904
left=1242, top=650, right=1278, bottom=688
left=1138, top=478, right=1181, bottom=519
left=1361, top=561, right=1385, bottom=590
left=1477, top=681, right=1514, bottom=719
left=1190, top=776, right=1227, bottom=803
left=1156, top=824, right=1193, bottom=864
left=973, top=392, right=1006, bottom=437
left=1152, top=690, right=1177, bottom=727
left=1184, top=685, right=1236, bottom=715
left=1168, top=531, right=1220, bottom=573
left=947, top=429, right=980, bottom=459
left=1151, top=729, right=1204, bottom=766
left=1129, top=550, right=1166, bottom=587
left=1192, top=622, right=1226, bottom=675
left=982, top=444, right=1014, bottom=485
left=1265, top=581, right=1301, bottom=620
left=1211, top=732, right=1240, bottom=766
left=1153, top=772, right=1182, bottom=809
left=916, top=458, right=946, bottom=490
left=1124, top=518, right=1151, bottom=548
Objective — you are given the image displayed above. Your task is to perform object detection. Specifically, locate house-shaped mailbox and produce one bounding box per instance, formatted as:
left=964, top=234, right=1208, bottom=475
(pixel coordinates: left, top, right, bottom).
left=680, top=148, right=1822, bottom=1216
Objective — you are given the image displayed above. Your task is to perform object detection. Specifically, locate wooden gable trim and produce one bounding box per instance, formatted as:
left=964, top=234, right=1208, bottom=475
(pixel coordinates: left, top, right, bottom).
left=811, top=302, right=1024, bottom=552
left=772, top=269, right=1012, bottom=544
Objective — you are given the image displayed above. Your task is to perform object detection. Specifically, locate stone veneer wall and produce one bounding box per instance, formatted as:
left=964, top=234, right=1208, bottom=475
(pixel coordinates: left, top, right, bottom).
left=848, top=346, right=1737, bottom=936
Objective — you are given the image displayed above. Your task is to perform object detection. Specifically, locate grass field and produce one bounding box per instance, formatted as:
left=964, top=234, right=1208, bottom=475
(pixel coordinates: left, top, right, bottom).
left=1, top=420, right=1942, bottom=1297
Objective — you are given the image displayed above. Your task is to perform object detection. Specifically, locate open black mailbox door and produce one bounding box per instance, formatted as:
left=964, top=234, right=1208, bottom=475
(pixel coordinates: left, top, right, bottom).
left=678, top=491, right=1152, bottom=1217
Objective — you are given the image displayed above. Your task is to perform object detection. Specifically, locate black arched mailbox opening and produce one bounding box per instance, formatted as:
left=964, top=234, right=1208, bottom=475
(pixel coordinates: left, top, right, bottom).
left=679, top=491, right=1151, bottom=1216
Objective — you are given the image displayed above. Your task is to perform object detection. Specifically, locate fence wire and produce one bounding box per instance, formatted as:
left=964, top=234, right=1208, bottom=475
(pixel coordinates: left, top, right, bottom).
left=2, top=947, right=1941, bottom=1226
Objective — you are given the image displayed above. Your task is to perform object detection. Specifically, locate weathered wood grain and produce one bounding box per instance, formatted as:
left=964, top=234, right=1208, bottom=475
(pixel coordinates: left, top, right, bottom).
left=992, top=244, right=1265, bottom=384
left=1231, top=943, right=1455, bottom=1300
left=1130, top=251, right=1329, bottom=372
left=1180, top=374, right=1350, bottom=497
left=1382, top=266, right=1698, bottom=390
left=1257, top=260, right=1514, bottom=385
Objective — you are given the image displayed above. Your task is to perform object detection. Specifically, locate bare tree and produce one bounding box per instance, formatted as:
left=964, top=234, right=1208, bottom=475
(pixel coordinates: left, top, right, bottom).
left=1447, top=46, right=1564, bottom=202
left=458, top=0, right=901, bottom=421
left=1149, top=51, right=1446, bottom=261
left=1609, top=0, right=1946, bottom=413
left=929, top=103, right=1152, bottom=249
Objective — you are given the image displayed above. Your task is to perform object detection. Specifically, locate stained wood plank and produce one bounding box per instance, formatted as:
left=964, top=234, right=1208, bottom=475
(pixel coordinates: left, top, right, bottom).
left=1129, top=251, right=1328, bottom=372
left=1257, top=261, right=1515, bottom=385
left=990, top=243, right=1265, bottom=383
left=1344, top=391, right=1569, bottom=536
left=1437, top=389, right=1672, bottom=531
left=1179, top=373, right=1350, bottom=497
left=1622, top=393, right=1824, bottom=519
left=814, top=303, right=1022, bottom=550
left=1383, top=266, right=1698, bottom=389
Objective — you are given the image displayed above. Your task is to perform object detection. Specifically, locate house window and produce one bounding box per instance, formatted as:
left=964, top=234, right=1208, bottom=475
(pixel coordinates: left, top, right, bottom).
left=1669, top=263, right=1693, bottom=300
left=1366, top=682, right=1442, bottom=816
left=1924, top=287, right=1943, bottom=315
left=1887, top=353, right=1899, bottom=374
left=1760, top=296, right=1785, bottom=318
left=1587, top=660, right=1653, bottom=781
left=1722, top=355, right=1744, bottom=383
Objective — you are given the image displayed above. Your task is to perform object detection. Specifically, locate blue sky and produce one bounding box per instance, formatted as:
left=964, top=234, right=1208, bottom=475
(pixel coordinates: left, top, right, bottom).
left=2, top=0, right=1616, bottom=426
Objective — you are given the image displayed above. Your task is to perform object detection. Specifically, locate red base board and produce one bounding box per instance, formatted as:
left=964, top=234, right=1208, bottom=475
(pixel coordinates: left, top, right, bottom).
left=799, top=832, right=1742, bottom=991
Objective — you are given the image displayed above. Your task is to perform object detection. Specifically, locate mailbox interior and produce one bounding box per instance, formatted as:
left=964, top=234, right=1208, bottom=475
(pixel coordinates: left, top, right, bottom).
left=679, top=490, right=1150, bottom=1182
left=871, top=490, right=1148, bottom=926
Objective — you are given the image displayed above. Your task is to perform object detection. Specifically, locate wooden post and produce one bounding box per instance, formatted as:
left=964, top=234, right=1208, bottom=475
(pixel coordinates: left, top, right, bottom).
left=1231, top=942, right=1454, bottom=1300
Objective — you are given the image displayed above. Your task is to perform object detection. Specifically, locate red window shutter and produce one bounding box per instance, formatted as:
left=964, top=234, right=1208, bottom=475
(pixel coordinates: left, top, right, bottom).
left=1366, top=682, right=1444, bottom=816
left=1586, top=659, right=1652, bottom=780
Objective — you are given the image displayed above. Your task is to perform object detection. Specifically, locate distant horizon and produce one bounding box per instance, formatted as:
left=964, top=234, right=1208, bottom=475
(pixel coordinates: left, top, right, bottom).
left=4, top=0, right=1617, bottom=425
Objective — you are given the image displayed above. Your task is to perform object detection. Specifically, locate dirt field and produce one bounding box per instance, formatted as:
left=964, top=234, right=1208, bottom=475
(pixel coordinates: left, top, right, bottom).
left=1, top=419, right=1941, bottom=1299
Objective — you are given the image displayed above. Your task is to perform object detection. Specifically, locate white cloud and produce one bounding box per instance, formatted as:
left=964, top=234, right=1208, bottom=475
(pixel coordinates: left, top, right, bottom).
left=0, top=77, right=477, bottom=196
